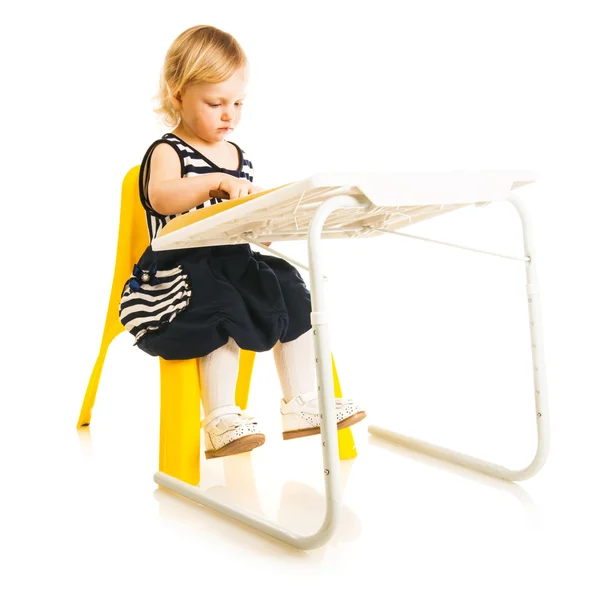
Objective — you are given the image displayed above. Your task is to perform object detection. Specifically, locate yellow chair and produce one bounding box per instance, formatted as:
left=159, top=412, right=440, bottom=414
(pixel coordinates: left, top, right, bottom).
left=77, top=166, right=357, bottom=486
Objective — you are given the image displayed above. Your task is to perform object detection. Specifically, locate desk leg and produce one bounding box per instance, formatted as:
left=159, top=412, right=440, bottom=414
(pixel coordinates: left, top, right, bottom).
left=154, top=194, right=364, bottom=549
left=369, top=193, right=550, bottom=482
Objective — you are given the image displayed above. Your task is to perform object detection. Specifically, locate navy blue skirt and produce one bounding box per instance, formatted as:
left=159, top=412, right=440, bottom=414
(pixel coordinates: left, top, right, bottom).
left=122, top=243, right=312, bottom=360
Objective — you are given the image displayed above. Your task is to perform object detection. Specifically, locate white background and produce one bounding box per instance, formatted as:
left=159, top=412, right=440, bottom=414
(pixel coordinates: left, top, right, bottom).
left=1, top=0, right=599, bottom=594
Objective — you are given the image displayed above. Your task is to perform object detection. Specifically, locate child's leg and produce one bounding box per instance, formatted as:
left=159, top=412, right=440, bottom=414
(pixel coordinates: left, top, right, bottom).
left=273, top=330, right=366, bottom=439
left=198, top=337, right=265, bottom=458
left=272, top=329, right=318, bottom=402
left=198, top=336, right=240, bottom=415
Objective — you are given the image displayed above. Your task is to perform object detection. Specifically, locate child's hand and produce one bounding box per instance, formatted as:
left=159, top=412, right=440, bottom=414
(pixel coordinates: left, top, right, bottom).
left=218, top=175, right=263, bottom=199
left=212, top=176, right=270, bottom=245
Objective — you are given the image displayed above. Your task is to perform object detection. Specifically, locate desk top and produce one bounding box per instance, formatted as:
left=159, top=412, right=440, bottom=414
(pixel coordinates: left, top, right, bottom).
left=152, top=170, right=536, bottom=251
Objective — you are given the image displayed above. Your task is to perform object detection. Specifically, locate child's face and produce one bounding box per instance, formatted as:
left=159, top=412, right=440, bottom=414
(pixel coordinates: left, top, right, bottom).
left=175, top=66, right=248, bottom=145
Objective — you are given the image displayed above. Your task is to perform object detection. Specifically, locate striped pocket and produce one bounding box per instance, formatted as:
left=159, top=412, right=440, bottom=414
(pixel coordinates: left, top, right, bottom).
left=119, top=262, right=192, bottom=344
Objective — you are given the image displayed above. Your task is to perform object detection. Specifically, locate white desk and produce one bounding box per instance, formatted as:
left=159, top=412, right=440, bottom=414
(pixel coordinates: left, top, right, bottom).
left=151, top=171, right=549, bottom=550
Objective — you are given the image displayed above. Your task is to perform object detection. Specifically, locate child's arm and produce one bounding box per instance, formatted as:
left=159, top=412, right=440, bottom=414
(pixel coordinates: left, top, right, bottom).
left=147, top=143, right=226, bottom=215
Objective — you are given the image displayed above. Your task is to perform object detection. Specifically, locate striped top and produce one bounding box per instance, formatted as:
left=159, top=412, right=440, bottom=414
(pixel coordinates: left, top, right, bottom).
left=139, top=133, right=254, bottom=240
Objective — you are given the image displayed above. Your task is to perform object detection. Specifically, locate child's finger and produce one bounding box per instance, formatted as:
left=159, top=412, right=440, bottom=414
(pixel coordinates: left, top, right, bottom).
left=209, top=189, right=231, bottom=200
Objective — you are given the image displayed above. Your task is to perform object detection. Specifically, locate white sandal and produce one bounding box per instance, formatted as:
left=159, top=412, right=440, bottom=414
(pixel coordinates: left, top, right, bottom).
left=202, top=405, right=265, bottom=459
left=280, top=393, right=366, bottom=440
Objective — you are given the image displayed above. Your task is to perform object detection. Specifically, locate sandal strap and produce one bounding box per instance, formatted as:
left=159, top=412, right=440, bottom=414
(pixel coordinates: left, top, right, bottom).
left=281, top=392, right=319, bottom=415
left=281, top=394, right=357, bottom=415
left=201, top=405, right=244, bottom=428
left=336, top=397, right=356, bottom=407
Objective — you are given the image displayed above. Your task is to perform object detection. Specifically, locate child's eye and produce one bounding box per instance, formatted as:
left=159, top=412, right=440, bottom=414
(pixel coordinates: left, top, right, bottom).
left=209, top=103, right=244, bottom=108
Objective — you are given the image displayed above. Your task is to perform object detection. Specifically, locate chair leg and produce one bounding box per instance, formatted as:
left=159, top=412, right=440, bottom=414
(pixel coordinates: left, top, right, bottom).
left=331, top=353, right=357, bottom=460
left=234, top=349, right=257, bottom=411
left=159, top=358, right=201, bottom=485
left=77, top=323, right=123, bottom=428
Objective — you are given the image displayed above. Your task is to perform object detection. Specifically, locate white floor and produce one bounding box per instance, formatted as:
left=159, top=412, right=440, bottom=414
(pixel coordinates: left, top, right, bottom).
left=5, top=197, right=600, bottom=594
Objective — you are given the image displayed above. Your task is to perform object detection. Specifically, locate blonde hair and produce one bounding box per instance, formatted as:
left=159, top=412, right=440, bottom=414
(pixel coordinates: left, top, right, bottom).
left=154, top=25, right=249, bottom=127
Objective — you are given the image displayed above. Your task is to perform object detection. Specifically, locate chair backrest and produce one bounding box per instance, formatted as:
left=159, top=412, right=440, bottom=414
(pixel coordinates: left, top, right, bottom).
left=104, top=166, right=149, bottom=337
left=78, top=166, right=149, bottom=427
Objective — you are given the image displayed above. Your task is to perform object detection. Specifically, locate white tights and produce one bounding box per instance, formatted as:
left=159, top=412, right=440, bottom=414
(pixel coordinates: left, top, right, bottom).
left=197, top=330, right=318, bottom=415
